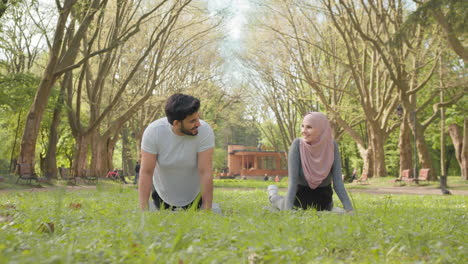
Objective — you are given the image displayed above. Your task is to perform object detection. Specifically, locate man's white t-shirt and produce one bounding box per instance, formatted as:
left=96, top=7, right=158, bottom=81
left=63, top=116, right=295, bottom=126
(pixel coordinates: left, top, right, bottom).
left=141, top=117, right=214, bottom=206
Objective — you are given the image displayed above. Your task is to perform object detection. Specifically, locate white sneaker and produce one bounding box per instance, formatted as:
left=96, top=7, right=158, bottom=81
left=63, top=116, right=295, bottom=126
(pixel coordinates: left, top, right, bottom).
left=212, top=203, right=222, bottom=215
left=267, top=185, right=279, bottom=201
left=331, top=207, right=346, bottom=214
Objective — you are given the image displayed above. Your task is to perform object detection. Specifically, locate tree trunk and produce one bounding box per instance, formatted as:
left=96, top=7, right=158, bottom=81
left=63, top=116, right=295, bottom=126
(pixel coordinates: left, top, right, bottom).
left=121, top=125, right=133, bottom=177
left=406, top=111, right=436, bottom=180
left=358, top=145, right=373, bottom=178
left=399, top=116, right=413, bottom=177
left=89, top=132, right=113, bottom=178
left=413, top=120, right=437, bottom=180
left=368, top=123, right=387, bottom=177
left=43, top=84, right=66, bottom=179
left=72, top=134, right=90, bottom=178
left=9, top=109, right=22, bottom=173
left=89, top=128, right=121, bottom=178
left=448, top=120, right=468, bottom=180
left=463, top=118, right=468, bottom=180
left=18, top=77, right=58, bottom=168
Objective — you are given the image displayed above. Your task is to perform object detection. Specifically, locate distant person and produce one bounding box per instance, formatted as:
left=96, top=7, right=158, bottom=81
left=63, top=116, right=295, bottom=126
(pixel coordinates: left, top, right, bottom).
left=106, top=168, right=118, bottom=180
left=138, top=93, right=215, bottom=211
left=134, top=161, right=141, bottom=184
left=350, top=168, right=357, bottom=183
left=263, top=174, right=268, bottom=181
left=267, top=112, right=353, bottom=213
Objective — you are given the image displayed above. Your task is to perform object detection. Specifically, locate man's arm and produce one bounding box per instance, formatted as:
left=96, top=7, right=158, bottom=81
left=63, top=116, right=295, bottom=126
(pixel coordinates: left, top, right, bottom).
left=197, top=147, right=214, bottom=210
left=138, top=150, right=157, bottom=210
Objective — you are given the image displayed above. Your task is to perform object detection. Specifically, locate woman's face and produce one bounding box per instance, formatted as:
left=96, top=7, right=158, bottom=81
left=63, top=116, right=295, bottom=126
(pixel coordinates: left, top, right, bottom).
left=301, top=122, right=321, bottom=144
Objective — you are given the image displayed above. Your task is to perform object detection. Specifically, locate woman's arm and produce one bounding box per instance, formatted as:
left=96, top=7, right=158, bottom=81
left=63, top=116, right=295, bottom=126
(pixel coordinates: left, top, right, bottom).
left=284, top=139, right=301, bottom=210
left=331, top=142, right=353, bottom=211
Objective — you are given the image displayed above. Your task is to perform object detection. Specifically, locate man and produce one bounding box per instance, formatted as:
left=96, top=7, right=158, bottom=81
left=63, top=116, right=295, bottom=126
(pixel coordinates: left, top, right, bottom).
left=138, top=93, right=214, bottom=211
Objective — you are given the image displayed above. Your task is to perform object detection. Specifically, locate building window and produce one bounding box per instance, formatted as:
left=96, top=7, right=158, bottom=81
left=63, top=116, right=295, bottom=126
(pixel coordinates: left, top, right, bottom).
left=280, top=156, right=287, bottom=170
left=259, top=156, right=275, bottom=170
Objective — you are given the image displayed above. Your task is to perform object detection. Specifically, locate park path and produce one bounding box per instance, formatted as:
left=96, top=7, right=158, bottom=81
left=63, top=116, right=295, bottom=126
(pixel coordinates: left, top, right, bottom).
left=1, top=185, right=467, bottom=196
left=347, top=186, right=468, bottom=196
left=0, top=185, right=98, bottom=194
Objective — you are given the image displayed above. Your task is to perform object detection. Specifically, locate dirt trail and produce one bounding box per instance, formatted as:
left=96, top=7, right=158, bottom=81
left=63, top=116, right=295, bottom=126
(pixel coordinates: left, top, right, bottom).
left=347, top=186, right=468, bottom=195
left=0, top=185, right=98, bottom=194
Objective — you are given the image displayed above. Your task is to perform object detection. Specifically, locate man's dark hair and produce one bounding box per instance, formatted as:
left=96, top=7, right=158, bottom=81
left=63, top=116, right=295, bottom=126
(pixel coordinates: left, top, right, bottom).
left=165, top=93, right=200, bottom=124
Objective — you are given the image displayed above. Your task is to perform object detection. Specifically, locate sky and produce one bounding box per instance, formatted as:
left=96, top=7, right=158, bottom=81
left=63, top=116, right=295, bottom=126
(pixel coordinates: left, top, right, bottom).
left=206, top=0, right=250, bottom=40
left=205, top=0, right=252, bottom=87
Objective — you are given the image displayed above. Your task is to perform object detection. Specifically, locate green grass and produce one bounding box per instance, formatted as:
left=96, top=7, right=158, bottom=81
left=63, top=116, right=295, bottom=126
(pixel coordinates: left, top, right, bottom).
left=215, top=176, right=468, bottom=191
left=214, top=179, right=288, bottom=189
left=0, top=186, right=466, bottom=263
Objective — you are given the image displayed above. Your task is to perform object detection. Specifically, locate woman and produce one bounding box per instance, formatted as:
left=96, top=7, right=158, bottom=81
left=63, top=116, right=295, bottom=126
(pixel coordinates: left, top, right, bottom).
left=268, top=112, right=353, bottom=213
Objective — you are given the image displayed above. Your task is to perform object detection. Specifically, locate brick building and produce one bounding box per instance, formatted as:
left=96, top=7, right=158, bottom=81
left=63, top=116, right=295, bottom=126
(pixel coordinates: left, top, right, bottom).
left=224, top=144, right=288, bottom=178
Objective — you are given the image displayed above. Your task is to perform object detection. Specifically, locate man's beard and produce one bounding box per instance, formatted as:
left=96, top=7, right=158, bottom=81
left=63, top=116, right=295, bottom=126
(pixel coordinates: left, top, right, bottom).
left=180, top=122, right=198, bottom=136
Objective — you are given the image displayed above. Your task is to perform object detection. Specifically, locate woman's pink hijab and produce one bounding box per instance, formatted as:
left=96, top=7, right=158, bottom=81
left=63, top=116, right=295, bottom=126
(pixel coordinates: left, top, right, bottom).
left=299, top=112, right=334, bottom=189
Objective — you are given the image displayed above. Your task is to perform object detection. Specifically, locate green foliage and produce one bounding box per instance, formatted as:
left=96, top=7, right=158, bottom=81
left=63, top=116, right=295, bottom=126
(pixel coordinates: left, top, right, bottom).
left=384, top=132, right=400, bottom=178
left=398, top=0, right=467, bottom=41
left=445, top=95, right=468, bottom=126
left=55, top=130, right=75, bottom=168
left=258, top=120, right=290, bottom=151
left=337, top=134, right=363, bottom=179
left=0, top=187, right=466, bottom=263
left=213, top=147, right=227, bottom=171
left=214, top=179, right=288, bottom=189
left=0, top=73, right=39, bottom=170
left=0, top=73, right=38, bottom=110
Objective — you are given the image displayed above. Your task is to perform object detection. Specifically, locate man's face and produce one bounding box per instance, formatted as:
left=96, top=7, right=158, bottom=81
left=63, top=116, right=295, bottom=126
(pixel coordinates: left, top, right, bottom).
left=179, top=112, right=201, bottom=136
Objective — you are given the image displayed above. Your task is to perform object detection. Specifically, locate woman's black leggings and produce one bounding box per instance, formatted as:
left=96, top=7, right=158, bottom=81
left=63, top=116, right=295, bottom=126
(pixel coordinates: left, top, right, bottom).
left=294, top=184, right=333, bottom=211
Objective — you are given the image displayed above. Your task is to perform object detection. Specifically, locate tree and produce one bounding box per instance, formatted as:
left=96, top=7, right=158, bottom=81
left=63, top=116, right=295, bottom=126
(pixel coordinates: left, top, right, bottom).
left=62, top=0, right=227, bottom=177
left=244, top=0, right=401, bottom=177
left=402, top=0, right=468, bottom=64
left=17, top=0, right=108, bottom=170
left=321, top=0, right=456, bottom=180
left=0, top=0, right=52, bottom=74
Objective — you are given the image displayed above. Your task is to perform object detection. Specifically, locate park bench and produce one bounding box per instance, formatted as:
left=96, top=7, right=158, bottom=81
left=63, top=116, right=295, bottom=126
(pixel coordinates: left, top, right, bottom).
left=414, top=168, right=430, bottom=184
left=394, top=169, right=412, bottom=184
left=58, top=167, right=76, bottom=185
left=82, top=169, right=98, bottom=184
left=16, top=163, right=40, bottom=184
left=356, top=173, right=369, bottom=184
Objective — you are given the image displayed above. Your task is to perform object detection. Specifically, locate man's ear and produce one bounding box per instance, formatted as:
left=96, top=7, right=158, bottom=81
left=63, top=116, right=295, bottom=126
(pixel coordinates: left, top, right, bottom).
left=172, top=120, right=180, bottom=127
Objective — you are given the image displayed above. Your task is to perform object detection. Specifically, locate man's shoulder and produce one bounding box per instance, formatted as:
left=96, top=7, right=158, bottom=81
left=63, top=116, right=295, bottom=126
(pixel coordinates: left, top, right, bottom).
left=198, top=120, right=213, bottom=133
left=147, top=117, right=170, bottom=130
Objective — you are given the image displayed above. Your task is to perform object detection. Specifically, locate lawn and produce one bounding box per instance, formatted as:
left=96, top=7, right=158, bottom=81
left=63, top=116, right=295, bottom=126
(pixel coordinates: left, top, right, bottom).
left=214, top=176, right=468, bottom=190
left=0, top=184, right=466, bottom=263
